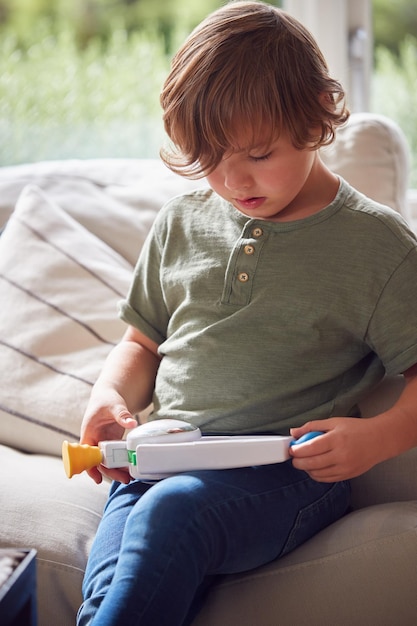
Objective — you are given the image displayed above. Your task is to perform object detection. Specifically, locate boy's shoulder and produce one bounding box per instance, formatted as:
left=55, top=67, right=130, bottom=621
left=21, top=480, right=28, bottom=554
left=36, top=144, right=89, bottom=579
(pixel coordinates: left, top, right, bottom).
left=150, top=187, right=228, bottom=239
left=158, top=187, right=229, bottom=224
left=164, top=187, right=217, bottom=211
left=341, top=179, right=415, bottom=243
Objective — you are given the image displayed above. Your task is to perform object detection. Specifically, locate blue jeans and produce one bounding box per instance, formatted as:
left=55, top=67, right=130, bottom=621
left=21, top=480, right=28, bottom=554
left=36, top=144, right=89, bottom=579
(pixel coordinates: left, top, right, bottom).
left=78, top=462, right=350, bottom=626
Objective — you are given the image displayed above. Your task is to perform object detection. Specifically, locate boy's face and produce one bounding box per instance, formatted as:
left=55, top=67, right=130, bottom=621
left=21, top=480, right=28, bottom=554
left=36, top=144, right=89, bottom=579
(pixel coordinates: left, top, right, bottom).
left=206, top=131, right=332, bottom=222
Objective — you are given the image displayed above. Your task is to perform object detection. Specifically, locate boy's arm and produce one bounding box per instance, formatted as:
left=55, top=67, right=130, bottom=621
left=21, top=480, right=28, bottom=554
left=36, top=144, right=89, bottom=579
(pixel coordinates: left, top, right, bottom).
left=80, top=325, right=161, bottom=484
left=290, top=364, right=417, bottom=483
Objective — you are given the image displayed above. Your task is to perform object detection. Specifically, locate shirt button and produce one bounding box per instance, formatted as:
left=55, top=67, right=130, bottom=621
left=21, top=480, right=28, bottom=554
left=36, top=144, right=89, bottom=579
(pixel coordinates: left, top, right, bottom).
left=244, top=244, right=255, bottom=255
left=252, top=227, right=263, bottom=238
left=238, top=272, right=249, bottom=283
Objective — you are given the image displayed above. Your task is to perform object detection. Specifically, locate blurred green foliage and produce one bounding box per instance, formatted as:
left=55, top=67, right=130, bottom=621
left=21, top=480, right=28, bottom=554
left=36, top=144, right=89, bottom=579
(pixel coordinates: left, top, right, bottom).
left=1, top=0, right=412, bottom=54
left=373, top=0, right=417, bottom=55
left=0, top=0, right=228, bottom=164
left=372, top=0, right=417, bottom=186
left=0, top=0, right=237, bottom=50
left=372, top=36, right=417, bottom=187
left=0, top=24, right=170, bottom=162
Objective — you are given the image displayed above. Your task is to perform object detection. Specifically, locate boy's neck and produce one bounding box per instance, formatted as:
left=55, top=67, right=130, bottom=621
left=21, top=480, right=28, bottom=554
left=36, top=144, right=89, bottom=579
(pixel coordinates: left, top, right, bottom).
left=273, top=157, right=340, bottom=223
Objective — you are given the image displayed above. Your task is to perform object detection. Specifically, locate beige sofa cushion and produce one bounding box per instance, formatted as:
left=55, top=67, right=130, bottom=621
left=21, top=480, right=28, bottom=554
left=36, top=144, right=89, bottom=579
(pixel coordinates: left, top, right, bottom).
left=0, top=158, right=202, bottom=265
left=0, top=444, right=109, bottom=626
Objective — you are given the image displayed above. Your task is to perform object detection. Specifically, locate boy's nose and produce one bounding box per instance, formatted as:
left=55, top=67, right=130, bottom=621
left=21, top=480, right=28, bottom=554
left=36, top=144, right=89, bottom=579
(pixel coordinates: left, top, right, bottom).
left=224, top=167, right=252, bottom=192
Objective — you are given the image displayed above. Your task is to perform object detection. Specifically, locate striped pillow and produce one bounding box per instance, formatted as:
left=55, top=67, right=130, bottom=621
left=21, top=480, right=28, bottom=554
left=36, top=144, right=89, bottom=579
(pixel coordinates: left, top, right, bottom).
left=0, top=186, right=133, bottom=456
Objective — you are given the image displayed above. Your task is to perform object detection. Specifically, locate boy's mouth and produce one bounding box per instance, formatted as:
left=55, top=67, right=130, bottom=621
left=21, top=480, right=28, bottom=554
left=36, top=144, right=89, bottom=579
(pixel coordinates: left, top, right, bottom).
left=234, top=196, right=266, bottom=211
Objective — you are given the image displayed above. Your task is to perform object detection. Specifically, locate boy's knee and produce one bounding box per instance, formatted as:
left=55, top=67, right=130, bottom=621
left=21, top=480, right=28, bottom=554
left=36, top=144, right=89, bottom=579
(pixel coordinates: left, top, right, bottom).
left=135, top=474, right=207, bottom=522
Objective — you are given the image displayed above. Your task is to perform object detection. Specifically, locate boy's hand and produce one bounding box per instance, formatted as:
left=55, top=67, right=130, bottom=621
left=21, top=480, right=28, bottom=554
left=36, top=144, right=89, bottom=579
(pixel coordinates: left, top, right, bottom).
left=76, top=326, right=160, bottom=485
left=289, top=417, right=383, bottom=482
left=80, top=388, right=138, bottom=485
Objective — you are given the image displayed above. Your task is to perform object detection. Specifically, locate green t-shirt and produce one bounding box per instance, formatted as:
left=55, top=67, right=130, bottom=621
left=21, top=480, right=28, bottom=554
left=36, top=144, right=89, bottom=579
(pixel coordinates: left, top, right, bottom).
left=119, top=178, right=417, bottom=435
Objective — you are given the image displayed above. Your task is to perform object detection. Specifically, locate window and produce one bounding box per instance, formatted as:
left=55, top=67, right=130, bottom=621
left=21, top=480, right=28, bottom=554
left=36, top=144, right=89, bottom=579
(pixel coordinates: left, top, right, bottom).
left=284, top=0, right=417, bottom=213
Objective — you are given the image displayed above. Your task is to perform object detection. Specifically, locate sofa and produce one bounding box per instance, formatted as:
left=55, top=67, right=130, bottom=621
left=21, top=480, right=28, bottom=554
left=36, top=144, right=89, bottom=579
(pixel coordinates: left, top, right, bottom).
left=1, top=112, right=416, bottom=626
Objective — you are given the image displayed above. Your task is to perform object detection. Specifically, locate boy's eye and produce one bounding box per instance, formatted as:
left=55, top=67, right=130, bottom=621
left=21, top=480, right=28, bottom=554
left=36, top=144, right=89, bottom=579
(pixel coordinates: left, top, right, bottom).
left=249, top=152, right=272, bottom=162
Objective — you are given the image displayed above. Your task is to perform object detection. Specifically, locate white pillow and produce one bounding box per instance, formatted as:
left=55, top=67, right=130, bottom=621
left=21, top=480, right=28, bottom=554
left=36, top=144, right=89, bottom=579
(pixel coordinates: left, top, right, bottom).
left=0, top=186, right=133, bottom=456
left=0, top=158, right=204, bottom=265
left=320, top=112, right=410, bottom=219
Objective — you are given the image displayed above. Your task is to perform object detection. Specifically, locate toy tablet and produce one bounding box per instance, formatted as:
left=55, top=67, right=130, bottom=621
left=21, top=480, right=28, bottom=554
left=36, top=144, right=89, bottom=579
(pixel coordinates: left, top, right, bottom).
left=62, top=419, right=295, bottom=480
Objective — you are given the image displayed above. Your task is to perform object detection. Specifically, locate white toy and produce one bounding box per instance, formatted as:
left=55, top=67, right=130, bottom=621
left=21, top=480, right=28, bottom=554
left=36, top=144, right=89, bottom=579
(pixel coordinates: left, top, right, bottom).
left=62, top=419, right=295, bottom=480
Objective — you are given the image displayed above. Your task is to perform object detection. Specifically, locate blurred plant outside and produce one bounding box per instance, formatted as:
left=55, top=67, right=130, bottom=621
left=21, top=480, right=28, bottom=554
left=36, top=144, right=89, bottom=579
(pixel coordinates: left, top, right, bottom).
left=0, top=24, right=171, bottom=163
left=0, top=0, right=230, bottom=165
left=0, top=2, right=416, bottom=188
left=371, top=36, right=417, bottom=188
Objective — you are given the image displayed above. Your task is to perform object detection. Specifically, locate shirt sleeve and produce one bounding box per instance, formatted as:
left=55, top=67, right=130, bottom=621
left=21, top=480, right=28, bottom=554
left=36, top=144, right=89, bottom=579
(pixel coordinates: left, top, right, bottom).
left=118, top=212, right=169, bottom=346
left=366, top=246, right=417, bottom=375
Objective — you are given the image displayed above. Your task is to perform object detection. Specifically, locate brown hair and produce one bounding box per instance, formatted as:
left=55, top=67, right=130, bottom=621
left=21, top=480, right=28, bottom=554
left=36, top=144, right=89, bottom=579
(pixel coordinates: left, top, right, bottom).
left=160, top=0, right=349, bottom=178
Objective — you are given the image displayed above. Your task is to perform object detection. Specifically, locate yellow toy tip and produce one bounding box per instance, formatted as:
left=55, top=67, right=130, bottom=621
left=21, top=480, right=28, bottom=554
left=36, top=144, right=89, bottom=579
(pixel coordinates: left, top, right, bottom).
left=62, top=440, right=103, bottom=478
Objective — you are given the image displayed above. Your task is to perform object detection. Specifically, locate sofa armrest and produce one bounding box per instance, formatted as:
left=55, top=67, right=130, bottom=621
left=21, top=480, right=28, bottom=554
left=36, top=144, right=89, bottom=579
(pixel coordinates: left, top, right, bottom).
left=352, top=375, right=417, bottom=508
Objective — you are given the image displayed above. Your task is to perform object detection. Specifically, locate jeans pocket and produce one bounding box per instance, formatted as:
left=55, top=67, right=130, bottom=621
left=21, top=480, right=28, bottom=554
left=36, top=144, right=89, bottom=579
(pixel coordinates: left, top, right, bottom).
left=280, top=480, right=351, bottom=557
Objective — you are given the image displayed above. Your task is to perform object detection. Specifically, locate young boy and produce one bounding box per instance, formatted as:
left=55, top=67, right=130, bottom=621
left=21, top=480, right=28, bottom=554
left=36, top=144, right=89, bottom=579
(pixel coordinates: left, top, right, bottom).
left=77, top=2, right=417, bottom=625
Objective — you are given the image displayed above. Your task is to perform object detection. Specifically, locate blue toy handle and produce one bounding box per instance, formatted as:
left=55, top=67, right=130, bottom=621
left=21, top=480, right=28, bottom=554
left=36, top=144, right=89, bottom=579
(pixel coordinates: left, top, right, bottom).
left=290, top=431, right=324, bottom=447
